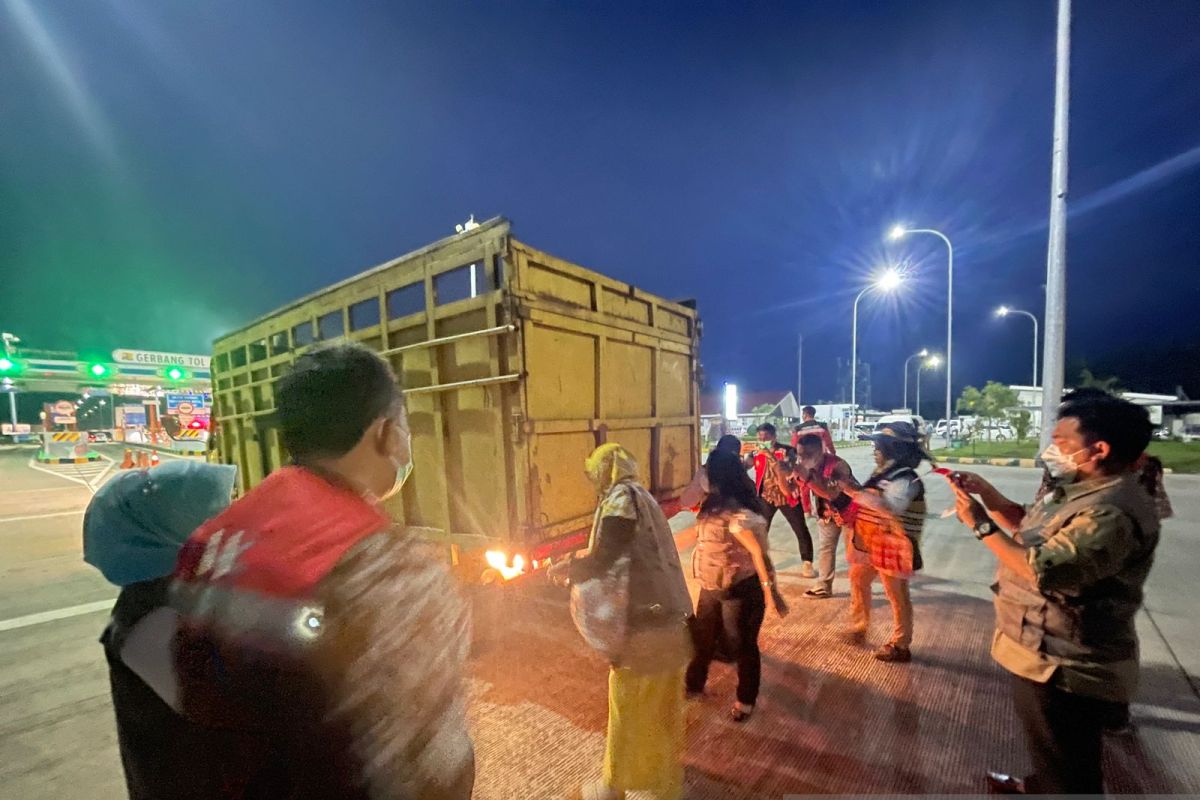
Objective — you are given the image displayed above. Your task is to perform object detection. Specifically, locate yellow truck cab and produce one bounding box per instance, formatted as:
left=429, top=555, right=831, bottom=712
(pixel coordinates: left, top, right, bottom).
left=208, top=217, right=701, bottom=582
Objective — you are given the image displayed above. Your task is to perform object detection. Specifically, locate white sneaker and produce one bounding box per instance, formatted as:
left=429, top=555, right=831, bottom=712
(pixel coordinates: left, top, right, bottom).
left=800, top=561, right=817, bottom=578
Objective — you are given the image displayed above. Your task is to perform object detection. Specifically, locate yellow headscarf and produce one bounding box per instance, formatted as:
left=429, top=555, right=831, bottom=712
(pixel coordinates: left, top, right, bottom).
left=584, top=443, right=639, bottom=495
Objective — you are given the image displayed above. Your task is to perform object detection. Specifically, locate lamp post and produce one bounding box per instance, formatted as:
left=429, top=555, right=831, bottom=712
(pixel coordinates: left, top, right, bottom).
left=916, top=354, right=942, bottom=420
left=903, top=348, right=930, bottom=411
left=2, top=332, right=20, bottom=429
left=851, top=268, right=903, bottom=423
left=888, top=225, right=954, bottom=430
left=996, top=306, right=1039, bottom=387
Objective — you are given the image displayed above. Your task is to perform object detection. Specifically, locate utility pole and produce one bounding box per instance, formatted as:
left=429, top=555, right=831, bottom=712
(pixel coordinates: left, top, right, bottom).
left=797, top=333, right=803, bottom=408
left=1040, top=0, right=1071, bottom=449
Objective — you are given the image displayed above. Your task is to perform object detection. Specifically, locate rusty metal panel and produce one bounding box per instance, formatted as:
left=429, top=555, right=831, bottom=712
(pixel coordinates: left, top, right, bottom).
left=529, top=430, right=597, bottom=540
left=524, top=323, right=596, bottom=421
left=657, top=350, right=692, bottom=418
left=601, top=340, right=653, bottom=418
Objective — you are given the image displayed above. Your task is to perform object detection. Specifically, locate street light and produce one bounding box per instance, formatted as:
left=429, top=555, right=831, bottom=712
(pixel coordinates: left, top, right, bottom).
left=996, top=305, right=1039, bottom=387
left=851, top=268, right=904, bottom=422
left=903, top=348, right=930, bottom=411
left=887, top=225, right=954, bottom=432
left=916, top=354, right=942, bottom=420
left=1, top=332, right=20, bottom=429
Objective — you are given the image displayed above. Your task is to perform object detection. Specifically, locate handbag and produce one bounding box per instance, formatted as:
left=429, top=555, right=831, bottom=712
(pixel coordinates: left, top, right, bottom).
left=569, top=554, right=631, bottom=662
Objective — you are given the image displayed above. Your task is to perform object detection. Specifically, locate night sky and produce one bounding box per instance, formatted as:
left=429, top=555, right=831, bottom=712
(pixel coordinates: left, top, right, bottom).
left=3, top=0, right=1198, bottom=410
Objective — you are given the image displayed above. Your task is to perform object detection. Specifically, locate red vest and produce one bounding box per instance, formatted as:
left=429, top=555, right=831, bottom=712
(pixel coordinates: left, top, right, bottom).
left=174, top=466, right=390, bottom=600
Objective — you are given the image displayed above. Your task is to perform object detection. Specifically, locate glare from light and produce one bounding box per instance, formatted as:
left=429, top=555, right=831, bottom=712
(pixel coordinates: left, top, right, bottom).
left=925, top=355, right=943, bottom=368
left=918, top=348, right=929, bottom=357
left=875, top=268, right=903, bottom=292
left=0, top=358, right=12, bottom=371
left=485, top=550, right=526, bottom=581
left=887, top=224, right=907, bottom=241
left=723, top=383, right=739, bottom=421
left=996, top=305, right=1011, bottom=317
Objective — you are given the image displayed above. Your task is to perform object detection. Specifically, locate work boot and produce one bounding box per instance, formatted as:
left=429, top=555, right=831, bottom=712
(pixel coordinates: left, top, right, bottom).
left=873, top=643, right=911, bottom=663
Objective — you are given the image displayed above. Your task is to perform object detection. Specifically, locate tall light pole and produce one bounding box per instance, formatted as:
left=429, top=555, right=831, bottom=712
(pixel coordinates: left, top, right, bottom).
left=797, top=332, right=803, bottom=407
left=1040, top=0, right=1072, bottom=449
left=888, top=225, right=954, bottom=430
left=916, top=354, right=942, bottom=420
left=996, top=306, right=1039, bottom=387
left=851, top=268, right=904, bottom=423
left=1, top=332, right=19, bottom=429
left=903, top=348, right=929, bottom=411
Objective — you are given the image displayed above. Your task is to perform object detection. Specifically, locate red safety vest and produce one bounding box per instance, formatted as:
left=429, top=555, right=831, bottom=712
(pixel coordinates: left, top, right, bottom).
left=174, top=466, right=389, bottom=599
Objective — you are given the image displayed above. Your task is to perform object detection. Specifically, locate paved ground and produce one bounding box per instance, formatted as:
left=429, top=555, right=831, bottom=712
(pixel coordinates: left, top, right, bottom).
left=1, top=444, right=1198, bottom=797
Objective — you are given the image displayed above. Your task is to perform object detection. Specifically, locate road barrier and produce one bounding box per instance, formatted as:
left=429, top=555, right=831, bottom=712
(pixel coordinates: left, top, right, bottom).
left=37, top=431, right=100, bottom=463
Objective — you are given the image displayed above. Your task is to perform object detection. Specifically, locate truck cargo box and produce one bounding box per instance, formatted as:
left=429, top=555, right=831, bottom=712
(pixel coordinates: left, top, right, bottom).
left=209, top=217, right=700, bottom=580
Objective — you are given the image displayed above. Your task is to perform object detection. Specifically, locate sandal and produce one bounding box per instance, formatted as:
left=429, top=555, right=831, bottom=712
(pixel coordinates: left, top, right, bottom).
left=730, top=702, right=754, bottom=722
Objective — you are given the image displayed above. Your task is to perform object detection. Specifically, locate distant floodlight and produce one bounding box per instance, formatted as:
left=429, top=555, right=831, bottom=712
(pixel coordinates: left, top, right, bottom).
left=996, top=305, right=1011, bottom=317
left=926, top=355, right=942, bottom=368
left=724, top=383, right=739, bottom=421
left=919, top=348, right=929, bottom=357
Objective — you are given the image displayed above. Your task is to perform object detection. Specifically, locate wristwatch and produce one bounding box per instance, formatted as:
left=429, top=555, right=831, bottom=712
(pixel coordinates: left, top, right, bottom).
left=974, top=519, right=997, bottom=540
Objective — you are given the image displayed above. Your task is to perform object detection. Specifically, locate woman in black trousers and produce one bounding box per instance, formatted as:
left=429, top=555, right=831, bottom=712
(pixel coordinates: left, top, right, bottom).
left=681, top=449, right=788, bottom=721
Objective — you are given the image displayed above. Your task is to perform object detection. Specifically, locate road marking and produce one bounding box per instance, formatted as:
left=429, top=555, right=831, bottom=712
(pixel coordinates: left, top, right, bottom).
left=0, top=599, right=113, bottom=633
left=27, top=454, right=116, bottom=493
left=0, top=509, right=85, bottom=523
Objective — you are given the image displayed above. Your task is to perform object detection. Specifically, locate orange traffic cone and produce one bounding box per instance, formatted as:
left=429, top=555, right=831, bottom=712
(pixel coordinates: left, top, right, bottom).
left=150, top=453, right=160, bottom=468
left=120, top=449, right=135, bottom=469
left=137, top=451, right=150, bottom=469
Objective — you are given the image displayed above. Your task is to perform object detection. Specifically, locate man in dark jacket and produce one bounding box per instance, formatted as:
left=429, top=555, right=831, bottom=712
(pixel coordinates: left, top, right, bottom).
left=950, top=391, right=1159, bottom=795
left=171, top=343, right=474, bottom=799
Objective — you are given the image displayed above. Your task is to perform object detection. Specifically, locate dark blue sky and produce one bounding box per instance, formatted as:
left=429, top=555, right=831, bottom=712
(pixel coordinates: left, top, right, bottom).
left=3, top=0, right=1198, bottom=408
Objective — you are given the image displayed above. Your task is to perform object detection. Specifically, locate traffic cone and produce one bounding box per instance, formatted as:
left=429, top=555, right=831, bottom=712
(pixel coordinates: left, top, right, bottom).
left=150, top=453, right=160, bottom=468
left=120, top=449, right=135, bottom=469
left=137, top=451, right=150, bottom=469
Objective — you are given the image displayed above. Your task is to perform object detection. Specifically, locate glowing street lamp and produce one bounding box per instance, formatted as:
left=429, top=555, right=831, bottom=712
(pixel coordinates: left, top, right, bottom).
left=996, top=305, right=1039, bottom=387
left=903, top=348, right=930, bottom=411
left=851, top=268, right=904, bottom=420
left=888, top=224, right=954, bottom=431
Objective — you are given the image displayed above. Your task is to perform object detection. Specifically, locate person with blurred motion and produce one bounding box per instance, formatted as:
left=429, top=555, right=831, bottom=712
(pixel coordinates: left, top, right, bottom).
left=947, top=390, right=1160, bottom=795
left=746, top=423, right=816, bottom=577
left=84, top=460, right=238, bottom=800
left=170, top=343, right=474, bottom=799
left=791, top=432, right=860, bottom=600
left=682, top=449, right=789, bottom=722
left=843, top=422, right=929, bottom=663
left=679, top=434, right=759, bottom=513
left=550, top=443, right=693, bottom=800
left=792, top=406, right=837, bottom=520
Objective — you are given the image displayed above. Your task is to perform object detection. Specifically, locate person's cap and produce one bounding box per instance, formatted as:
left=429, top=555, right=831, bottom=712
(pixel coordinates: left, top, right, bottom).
left=859, top=421, right=922, bottom=444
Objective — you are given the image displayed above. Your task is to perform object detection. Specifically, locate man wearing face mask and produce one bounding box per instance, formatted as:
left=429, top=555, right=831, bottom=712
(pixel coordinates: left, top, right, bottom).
left=947, top=390, right=1159, bottom=795
left=171, top=343, right=474, bottom=799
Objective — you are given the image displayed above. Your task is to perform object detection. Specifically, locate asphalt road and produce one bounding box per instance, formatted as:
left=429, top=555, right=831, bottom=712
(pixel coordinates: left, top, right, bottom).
left=1, top=443, right=1198, bottom=797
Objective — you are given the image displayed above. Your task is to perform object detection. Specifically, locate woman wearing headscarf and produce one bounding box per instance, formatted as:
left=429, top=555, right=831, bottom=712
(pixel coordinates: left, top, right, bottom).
left=681, top=449, right=788, bottom=722
left=83, top=461, right=237, bottom=800
left=550, top=443, right=693, bottom=800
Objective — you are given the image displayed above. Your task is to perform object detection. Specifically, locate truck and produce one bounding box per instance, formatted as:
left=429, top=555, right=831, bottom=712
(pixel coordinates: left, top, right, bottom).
left=208, top=217, right=701, bottom=583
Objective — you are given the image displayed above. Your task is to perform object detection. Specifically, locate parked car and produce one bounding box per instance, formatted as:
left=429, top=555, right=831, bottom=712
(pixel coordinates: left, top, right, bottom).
left=975, top=422, right=1017, bottom=441
left=1152, top=426, right=1172, bottom=441
left=1180, top=425, right=1200, bottom=443
left=87, top=430, right=113, bottom=443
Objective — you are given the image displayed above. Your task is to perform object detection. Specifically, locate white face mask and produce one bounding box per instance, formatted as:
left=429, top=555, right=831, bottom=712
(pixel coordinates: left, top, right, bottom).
left=1040, top=442, right=1089, bottom=481
left=380, top=427, right=414, bottom=501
